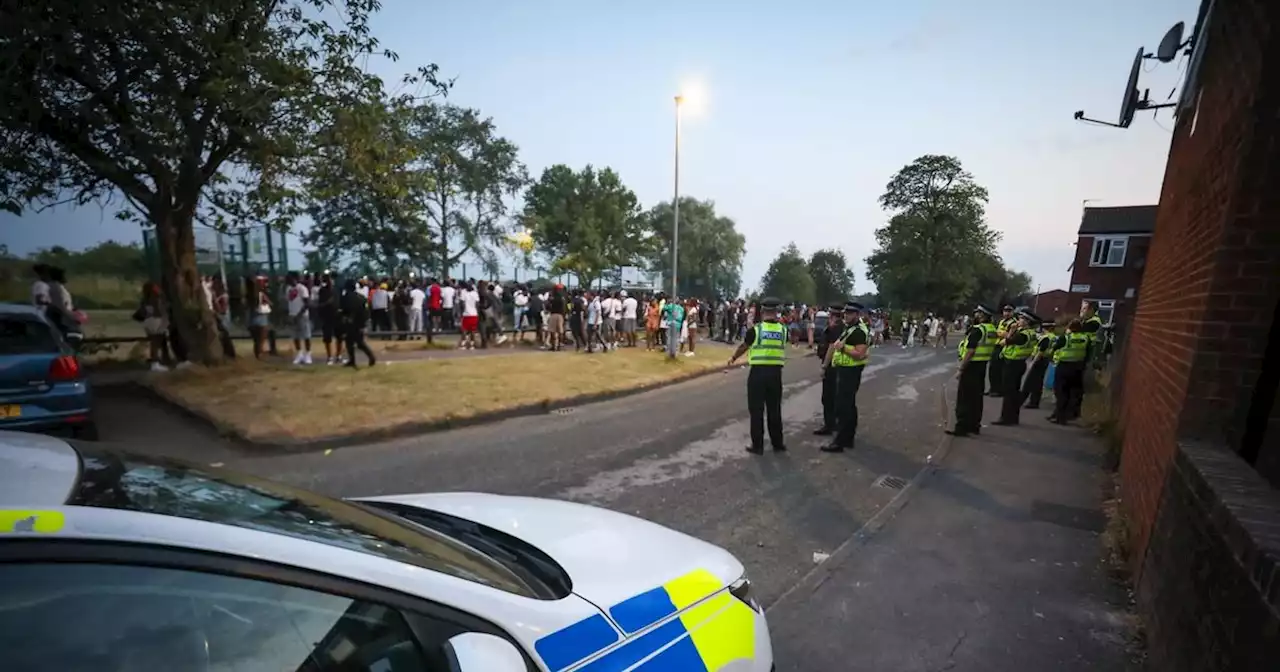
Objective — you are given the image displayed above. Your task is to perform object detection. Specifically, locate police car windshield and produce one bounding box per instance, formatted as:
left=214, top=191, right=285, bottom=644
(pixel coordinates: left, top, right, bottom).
left=67, top=444, right=547, bottom=599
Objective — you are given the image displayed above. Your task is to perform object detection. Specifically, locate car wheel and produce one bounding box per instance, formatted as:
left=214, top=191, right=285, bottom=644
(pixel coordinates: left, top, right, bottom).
left=72, top=422, right=100, bottom=441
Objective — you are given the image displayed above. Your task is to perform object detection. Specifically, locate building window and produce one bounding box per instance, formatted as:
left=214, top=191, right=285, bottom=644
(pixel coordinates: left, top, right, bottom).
left=1089, top=236, right=1129, bottom=267
left=1087, top=299, right=1116, bottom=324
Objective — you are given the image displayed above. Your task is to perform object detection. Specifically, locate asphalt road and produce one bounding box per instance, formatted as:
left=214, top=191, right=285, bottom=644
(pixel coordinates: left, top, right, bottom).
left=140, top=344, right=957, bottom=609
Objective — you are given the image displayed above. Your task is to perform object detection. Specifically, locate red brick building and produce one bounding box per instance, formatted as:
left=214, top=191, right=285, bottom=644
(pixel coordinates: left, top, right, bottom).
left=1112, top=0, right=1280, bottom=668
left=1031, top=289, right=1069, bottom=322
left=1065, top=205, right=1157, bottom=327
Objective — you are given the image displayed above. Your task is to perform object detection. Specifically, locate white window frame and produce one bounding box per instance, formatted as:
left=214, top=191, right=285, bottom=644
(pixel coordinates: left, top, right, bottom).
left=1089, top=236, right=1129, bottom=267
left=1088, top=299, right=1116, bottom=325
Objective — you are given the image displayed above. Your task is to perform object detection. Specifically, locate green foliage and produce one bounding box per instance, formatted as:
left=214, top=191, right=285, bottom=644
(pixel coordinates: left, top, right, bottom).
left=303, top=99, right=439, bottom=274
left=33, top=241, right=148, bottom=279
left=642, top=197, right=745, bottom=299
left=865, top=154, right=1009, bottom=311
left=0, top=0, right=443, bottom=363
left=522, top=164, right=646, bottom=288
left=408, top=103, right=530, bottom=275
left=966, top=254, right=1034, bottom=309
left=806, top=248, right=855, bottom=307
left=0, top=241, right=149, bottom=308
left=760, top=243, right=816, bottom=305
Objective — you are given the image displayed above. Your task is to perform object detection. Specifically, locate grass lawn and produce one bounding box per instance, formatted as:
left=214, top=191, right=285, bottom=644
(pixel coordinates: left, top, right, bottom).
left=150, top=347, right=726, bottom=443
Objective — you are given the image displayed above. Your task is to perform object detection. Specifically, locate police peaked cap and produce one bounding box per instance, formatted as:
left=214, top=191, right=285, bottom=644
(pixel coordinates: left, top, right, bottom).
left=760, top=297, right=782, bottom=309
left=974, top=304, right=994, bottom=316
left=1016, top=308, right=1040, bottom=323
left=844, top=301, right=864, bottom=312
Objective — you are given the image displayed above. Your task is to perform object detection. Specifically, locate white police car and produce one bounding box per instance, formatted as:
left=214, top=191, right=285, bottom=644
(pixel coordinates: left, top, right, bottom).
left=0, top=432, right=774, bottom=671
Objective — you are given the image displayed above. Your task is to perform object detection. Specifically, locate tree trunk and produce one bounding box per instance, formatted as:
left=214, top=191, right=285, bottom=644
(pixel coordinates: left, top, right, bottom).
left=152, top=207, right=223, bottom=365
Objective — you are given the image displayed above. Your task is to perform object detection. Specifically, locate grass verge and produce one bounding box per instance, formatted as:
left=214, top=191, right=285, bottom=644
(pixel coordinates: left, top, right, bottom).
left=149, top=347, right=725, bottom=444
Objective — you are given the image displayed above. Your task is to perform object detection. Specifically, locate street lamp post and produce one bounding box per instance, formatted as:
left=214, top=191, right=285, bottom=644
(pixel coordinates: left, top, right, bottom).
left=672, top=94, right=683, bottom=299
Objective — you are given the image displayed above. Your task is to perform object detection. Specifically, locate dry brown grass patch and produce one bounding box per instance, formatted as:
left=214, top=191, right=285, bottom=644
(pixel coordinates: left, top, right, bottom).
left=150, top=348, right=725, bottom=443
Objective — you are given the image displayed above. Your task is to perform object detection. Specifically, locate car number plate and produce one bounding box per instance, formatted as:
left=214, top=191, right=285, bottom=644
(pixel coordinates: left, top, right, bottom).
left=0, top=405, right=21, bottom=419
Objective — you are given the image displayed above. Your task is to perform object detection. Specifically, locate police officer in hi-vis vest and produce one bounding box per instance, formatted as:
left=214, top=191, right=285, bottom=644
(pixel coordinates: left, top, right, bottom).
left=948, top=304, right=998, bottom=437
left=1069, top=300, right=1106, bottom=420
left=821, top=301, right=870, bottom=453
left=813, top=304, right=846, bottom=436
left=987, top=304, right=1017, bottom=396
left=1049, top=318, right=1090, bottom=424
left=728, top=297, right=787, bottom=454
left=992, top=307, right=1040, bottom=426
left=1020, top=318, right=1056, bottom=409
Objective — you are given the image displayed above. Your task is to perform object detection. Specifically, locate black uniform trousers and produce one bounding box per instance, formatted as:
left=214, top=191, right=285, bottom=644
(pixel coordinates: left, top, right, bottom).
left=1021, top=358, right=1049, bottom=408
left=834, top=365, right=865, bottom=447
left=987, top=346, right=1004, bottom=395
left=820, top=365, right=838, bottom=430
left=955, top=360, right=988, bottom=434
left=747, top=366, right=785, bottom=449
left=1052, top=361, right=1085, bottom=423
left=998, top=358, right=1028, bottom=424
left=344, top=324, right=376, bottom=367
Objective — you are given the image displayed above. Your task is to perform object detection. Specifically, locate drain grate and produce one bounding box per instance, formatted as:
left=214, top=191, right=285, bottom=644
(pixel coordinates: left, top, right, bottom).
left=873, top=474, right=909, bottom=490
left=552, top=407, right=577, bottom=415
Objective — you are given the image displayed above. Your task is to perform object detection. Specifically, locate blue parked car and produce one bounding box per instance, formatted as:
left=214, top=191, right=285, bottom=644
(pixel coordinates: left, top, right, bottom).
left=0, top=303, right=96, bottom=439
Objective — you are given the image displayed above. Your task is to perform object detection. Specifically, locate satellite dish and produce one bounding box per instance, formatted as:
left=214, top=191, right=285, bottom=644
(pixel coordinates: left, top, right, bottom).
left=1118, top=48, right=1143, bottom=128
left=1156, top=22, right=1185, bottom=62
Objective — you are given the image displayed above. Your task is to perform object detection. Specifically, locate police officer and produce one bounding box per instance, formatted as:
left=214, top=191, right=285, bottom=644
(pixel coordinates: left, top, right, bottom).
left=728, top=297, right=787, bottom=454
left=822, top=301, right=870, bottom=452
left=992, top=307, right=1039, bottom=426
left=948, top=304, right=997, bottom=437
left=987, top=304, right=1016, bottom=396
left=1020, top=318, right=1056, bottom=409
left=1071, top=300, right=1106, bottom=420
left=1049, top=318, right=1090, bottom=424
left=813, top=304, right=846, bottom=436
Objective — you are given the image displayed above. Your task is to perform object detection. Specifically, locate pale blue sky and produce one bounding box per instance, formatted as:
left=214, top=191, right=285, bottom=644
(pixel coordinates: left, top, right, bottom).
left=1, top=0, right=1199, bottom=294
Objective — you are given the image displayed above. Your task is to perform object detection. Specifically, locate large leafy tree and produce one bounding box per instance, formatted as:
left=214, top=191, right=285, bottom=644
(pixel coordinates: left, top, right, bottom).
left=807, top=248, right=855, bottom=307
left=966, top=255, right=1033, bottom=309
left=521, top=164, right=646, bottom=289
left=642, top=197, right=745, bottom=299
left=760, top=243, right=816, bottom=305
left=407, top=103, right=529, bottom=276
left=303, top=100, right=439, bottom=274
left=0, top=0, right=443, bottom=363
left=864, top=155, right=1000, bottom=311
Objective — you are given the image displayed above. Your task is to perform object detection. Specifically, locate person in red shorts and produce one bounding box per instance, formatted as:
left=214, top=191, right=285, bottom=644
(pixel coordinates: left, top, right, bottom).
left=458, top=281, right=480, bottom=349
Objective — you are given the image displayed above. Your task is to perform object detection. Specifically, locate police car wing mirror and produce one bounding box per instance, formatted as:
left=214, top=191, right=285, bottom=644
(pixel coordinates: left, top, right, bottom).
left=445, top=632, right=527, bottom=672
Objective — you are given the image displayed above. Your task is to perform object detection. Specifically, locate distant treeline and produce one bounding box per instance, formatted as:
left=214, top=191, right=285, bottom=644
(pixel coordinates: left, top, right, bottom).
left=0, top=240, right=147, bottom=309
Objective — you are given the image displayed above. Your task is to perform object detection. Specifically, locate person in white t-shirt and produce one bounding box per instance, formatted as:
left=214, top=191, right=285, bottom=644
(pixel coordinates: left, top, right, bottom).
left=512, top=285, right=529, bottom=337
left=597, top=293, right=615, bottom=349
left=440, top=280, right=457, bottom=330
left=30, top=264, right=51, bottom=308
left=409, top=282, right=426, bottom=334
left=620, top=291, right=639, bottom=347
left=458, top=282, right=480, bottom=349
left=285, top=272, right=312, bottom=364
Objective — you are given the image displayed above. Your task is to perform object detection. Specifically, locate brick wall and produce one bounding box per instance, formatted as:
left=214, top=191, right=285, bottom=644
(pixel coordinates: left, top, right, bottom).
left=1032, top=289, right=1070, bottom=321
left=1066, top=234, right=1152, bottom=327
left=1115, top=0, right=1280, bottom=667
left=1137, top=442, right=1280, bottom=670
left=1118, top=0, right=1278, bottom=574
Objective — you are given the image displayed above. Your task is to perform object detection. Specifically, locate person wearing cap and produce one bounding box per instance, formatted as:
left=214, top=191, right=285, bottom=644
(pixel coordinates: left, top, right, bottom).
left=812, top=304, right=846, bottom=436
left=992, top=308, right=1039, bottom=426
left=948, top=304, right=998, bottom=437
left=1020, top=318, right=1057, bottom=410
left=728, top=297, right=788, bottom=454
left=987, top=304, right=1017, bottom=396
left=821, top=301, right=870, bottom=452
